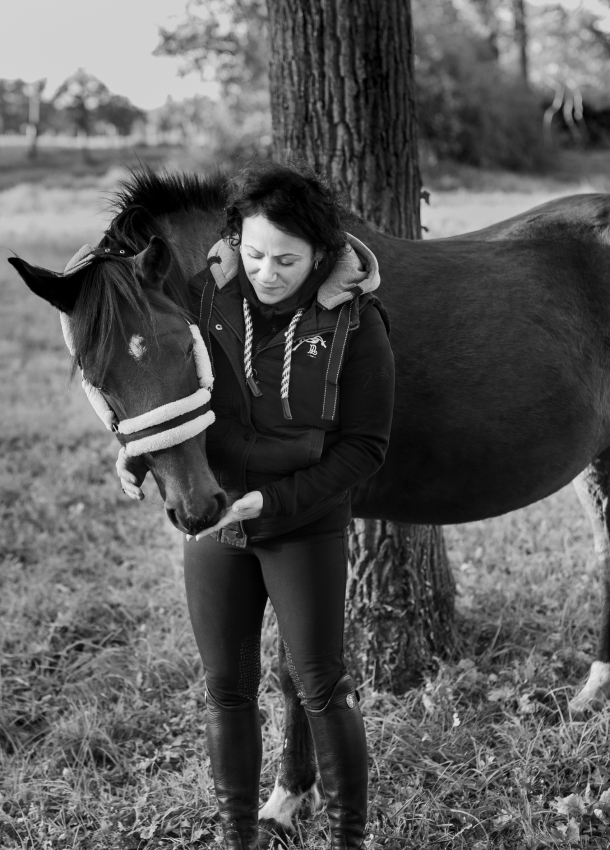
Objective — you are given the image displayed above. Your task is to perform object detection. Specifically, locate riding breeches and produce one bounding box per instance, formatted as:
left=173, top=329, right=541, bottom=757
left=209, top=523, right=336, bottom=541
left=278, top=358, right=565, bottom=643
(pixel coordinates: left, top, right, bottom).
left=182, top=528, right=349, bottom=711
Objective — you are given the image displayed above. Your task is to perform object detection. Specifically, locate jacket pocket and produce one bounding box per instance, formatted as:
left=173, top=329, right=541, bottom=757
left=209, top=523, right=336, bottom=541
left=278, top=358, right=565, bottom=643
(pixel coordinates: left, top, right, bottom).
left=248, top=427, right=326, bottom=476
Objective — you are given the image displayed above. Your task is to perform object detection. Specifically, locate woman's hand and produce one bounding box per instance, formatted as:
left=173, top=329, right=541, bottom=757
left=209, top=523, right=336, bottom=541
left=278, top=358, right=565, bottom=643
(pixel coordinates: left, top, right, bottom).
left=192, top=491, right=263, bottom=541
left=116, top=447, right=148, bottom=500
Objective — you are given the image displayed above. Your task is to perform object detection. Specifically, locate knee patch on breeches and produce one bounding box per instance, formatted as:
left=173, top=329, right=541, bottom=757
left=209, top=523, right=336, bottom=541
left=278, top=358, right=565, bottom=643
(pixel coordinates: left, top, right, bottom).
left=237, top=632, right=262, bottom=701
left=282, top=638, right=346, bottom=710
left=283, top=638, right=307, bottom=701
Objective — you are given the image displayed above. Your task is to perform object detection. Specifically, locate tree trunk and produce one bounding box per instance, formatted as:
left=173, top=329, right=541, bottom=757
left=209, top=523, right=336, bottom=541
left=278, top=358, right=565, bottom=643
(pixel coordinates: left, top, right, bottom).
left=513, top=0, right=529, bottom=85
left=472, top=0, right=500, bottom=61
left=268, top=0, right=456, bottom=691
left=347, top=521, right=455, bottom=691
left=268, top=0, right=421, bottom=239
left=26, top=124, right=39, bottom=161
left=26, top=81, right=42, bottom=162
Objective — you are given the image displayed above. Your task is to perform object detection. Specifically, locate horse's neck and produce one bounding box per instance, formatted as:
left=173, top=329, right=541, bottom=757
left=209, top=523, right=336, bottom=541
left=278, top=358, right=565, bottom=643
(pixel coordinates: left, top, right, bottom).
left=158, top=209, right=221, bottom=283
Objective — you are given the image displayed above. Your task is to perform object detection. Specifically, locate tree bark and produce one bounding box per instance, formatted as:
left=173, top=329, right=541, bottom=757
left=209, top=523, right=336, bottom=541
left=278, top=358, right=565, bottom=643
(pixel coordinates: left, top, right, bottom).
left=268, top=0, right=456, bottom=691
left=268, top=0, right=421, bottom=239
left=346, top=521, right=455, bottom=691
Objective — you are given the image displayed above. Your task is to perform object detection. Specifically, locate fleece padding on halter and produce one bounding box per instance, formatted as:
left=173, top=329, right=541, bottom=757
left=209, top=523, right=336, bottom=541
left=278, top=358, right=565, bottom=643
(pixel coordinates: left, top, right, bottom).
left=117, top=387, right=211, bottom=434
left=81, top=372, right=120, bottom=431
left=117, top=409, right=216, bottom=457
left=189, top=324, right=214, bottom=391
left=61, top=244, right=117, bottom=429
left=60, top=291, right=118, bottom=433
left=59, top=244, right=216, bottom=455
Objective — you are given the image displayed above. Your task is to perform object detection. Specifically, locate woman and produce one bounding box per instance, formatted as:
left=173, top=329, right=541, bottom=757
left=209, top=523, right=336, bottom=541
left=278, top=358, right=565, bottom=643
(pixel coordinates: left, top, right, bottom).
left=119, top=162, right=395, bottom=849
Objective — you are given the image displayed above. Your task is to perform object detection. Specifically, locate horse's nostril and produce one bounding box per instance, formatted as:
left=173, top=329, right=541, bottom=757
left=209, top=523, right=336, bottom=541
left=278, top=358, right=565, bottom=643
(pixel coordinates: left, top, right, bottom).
left=166, top=508, right=178, bottom=528
left=215, top=491, right=228, bottom=514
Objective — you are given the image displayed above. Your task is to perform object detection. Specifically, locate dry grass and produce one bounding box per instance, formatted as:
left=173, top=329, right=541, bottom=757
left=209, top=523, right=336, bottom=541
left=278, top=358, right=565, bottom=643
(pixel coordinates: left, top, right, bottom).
left=2, top=154, right=610, bottom=848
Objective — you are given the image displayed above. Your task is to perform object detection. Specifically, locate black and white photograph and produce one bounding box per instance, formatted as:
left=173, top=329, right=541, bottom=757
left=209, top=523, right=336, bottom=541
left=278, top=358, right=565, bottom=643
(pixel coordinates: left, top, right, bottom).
left=2, top=1, right=610, bottom=848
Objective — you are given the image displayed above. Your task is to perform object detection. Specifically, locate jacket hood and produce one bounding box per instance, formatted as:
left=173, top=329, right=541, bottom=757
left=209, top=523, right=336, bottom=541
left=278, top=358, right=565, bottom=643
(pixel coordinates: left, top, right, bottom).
left=206, top=232, right=380, bottom=309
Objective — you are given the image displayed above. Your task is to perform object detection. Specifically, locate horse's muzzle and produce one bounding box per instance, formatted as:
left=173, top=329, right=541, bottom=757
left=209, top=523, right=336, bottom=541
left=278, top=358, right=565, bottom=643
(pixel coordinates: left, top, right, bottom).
left=165, top=490, right=227, bottom=535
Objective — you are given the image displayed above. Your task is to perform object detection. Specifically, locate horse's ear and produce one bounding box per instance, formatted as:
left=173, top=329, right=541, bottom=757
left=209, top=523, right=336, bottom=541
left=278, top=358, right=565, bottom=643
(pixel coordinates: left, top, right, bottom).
left=134, top=236, right=172, bottom=291
left=7, top=256, right=84, bottom=313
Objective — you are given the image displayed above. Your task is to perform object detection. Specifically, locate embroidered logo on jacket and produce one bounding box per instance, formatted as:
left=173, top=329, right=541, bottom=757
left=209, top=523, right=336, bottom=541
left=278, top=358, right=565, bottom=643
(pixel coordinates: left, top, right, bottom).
left=292, top=335, right=327, bottom=358
left=363, top=369, right=391, bottom=387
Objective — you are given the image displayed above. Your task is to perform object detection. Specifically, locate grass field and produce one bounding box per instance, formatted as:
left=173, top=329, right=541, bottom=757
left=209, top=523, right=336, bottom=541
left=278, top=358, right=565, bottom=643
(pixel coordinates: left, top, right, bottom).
left=2, top=149, right=610, bottom=849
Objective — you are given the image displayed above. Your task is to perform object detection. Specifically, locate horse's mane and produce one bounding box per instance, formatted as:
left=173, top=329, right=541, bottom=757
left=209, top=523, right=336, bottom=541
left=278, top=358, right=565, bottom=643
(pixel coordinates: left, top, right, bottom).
left=110, top=168, right=227, bottom=222
left=72, top=168, right=228, bottom=381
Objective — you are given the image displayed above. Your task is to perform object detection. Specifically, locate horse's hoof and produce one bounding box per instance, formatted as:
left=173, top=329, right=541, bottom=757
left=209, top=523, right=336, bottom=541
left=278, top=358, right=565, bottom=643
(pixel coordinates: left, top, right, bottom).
left=258, top=819, right=295, bottom=849
left=569, top=660, right=610, bottom=717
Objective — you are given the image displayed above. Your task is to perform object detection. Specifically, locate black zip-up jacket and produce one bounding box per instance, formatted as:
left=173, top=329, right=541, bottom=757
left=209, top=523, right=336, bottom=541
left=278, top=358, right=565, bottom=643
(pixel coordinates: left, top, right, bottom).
left=192, top=236, right=395, bottom=544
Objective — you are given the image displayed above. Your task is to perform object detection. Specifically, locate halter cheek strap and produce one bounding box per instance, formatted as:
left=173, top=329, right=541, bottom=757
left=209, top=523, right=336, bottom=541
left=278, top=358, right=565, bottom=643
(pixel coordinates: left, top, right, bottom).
left=60, top=310, right=118, bottom=431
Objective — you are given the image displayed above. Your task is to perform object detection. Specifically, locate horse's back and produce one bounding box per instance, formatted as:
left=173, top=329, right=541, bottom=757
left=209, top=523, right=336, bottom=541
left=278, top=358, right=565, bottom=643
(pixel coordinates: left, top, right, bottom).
left=447, top=192, right=610, bottom=243
left=352, top=194, right=610, bottom=524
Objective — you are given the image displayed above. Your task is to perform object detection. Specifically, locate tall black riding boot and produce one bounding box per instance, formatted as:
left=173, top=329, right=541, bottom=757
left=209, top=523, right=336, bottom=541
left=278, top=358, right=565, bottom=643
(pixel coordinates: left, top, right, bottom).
left=206, top=692, right=261, bottom=850
left=305, top=674, right=368, bottom=849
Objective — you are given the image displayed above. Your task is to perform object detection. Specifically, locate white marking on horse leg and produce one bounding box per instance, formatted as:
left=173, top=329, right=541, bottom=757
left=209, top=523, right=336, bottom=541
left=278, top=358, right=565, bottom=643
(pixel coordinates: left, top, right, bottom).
left=128, top=334, right=146, bottom=360
left=569, top=661, right=610, bottom=715
left=301, top=782, right=322, bottom=817
left=259, top=779, right=303, bottom=831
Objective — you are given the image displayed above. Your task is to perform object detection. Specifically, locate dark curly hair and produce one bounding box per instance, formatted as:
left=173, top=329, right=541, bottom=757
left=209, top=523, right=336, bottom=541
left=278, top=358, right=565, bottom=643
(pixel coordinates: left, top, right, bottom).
left=221, top=160, right=350, bottom=258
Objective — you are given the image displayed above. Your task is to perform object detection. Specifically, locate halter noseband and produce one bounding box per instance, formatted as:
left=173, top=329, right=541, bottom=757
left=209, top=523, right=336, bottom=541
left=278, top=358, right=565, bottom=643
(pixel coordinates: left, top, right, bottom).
left=61, top=244, right=215, bottom=457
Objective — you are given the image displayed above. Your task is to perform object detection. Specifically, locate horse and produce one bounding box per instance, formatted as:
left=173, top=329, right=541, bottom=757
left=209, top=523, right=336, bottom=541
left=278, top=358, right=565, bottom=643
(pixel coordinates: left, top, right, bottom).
left=10, top=169, right=610, bottom=843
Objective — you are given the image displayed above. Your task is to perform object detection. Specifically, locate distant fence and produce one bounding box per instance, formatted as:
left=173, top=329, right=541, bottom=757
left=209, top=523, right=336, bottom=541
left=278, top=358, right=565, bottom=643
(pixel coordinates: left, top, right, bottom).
left=0, top=130, right=204, bottom=149
left=0, top=133, right=148, bottom=149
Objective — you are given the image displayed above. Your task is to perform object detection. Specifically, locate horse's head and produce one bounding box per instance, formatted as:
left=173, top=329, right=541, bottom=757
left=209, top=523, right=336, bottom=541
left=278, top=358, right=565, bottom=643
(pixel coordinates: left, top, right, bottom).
left=9, top=235, right=227, bottom=535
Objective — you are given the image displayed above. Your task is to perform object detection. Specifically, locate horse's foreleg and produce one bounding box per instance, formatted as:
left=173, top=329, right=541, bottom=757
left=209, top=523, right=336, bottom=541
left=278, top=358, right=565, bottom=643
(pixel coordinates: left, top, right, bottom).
left=571, top=452, right=610, bottom=714
left=259, top=632, right=320, bottom=848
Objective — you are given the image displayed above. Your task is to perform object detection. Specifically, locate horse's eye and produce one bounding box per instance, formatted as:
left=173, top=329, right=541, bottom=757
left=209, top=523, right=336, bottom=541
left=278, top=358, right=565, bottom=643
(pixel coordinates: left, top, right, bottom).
left=186, top=341, right=194, bottom=358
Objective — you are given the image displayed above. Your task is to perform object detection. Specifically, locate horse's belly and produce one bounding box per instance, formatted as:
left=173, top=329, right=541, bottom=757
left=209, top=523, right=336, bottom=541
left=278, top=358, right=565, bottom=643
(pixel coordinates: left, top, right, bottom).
left=354, top=459, right=588, bottom=525
left=353, top=370, right=610, bottom=525
left=355, top=447, right=595, bottom=524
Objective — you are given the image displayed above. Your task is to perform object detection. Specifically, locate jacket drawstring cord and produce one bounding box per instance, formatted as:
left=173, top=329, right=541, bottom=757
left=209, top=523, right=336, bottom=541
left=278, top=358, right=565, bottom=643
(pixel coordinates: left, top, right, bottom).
left=242, top=299, right=304, bottom=418
left=242, top=298, right=262, bottom=396
left=280, top=308, right=305, bottom=419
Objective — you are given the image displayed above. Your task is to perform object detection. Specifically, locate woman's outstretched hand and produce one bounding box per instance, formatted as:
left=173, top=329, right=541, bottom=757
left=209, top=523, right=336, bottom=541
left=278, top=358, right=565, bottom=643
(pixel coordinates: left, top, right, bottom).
left=116, top=447, right=149, bottom=500
left=192, top=491, right=263, bottom=541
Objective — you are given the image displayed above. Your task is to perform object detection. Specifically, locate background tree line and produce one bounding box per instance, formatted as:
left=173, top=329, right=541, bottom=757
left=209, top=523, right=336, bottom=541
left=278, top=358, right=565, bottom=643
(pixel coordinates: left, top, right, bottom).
left=5, top=0, right=610, bottom=169
left=156, top=0, right=610, bottom=169
left=0, top=70, right=146, bottom=138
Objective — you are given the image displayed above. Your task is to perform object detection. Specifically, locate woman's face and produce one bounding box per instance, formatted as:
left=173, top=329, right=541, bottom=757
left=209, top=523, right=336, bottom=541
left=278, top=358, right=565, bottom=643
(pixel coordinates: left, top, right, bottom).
left=240, top=214, right=316, bottom=305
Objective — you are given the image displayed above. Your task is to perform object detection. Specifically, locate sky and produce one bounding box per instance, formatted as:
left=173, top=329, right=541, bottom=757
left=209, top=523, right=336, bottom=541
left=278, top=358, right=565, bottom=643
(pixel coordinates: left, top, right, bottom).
left=0, top=0, right=216, bottom=110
